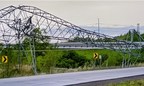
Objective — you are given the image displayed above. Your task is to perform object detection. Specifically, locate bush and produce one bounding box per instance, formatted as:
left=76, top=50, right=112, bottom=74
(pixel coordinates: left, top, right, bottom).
left=56, top=50, right=89, bottom=68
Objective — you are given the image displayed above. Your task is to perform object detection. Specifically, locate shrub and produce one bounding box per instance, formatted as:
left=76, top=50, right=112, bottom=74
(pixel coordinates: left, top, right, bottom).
left=56, top=50, right=88, bottom=68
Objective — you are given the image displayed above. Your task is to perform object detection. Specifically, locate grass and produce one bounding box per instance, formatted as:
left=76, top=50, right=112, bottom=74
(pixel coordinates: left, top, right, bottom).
left=109, top=79, right=144, bottom=86
left=0, top=49, right=134, bottom=78
left=75, top=49, right=124, bottom=66
left=35, top=49, right=126, bottom=67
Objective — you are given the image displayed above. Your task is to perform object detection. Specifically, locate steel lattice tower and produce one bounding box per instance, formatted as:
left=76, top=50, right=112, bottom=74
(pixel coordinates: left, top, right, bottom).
left=0, top=5, right=143, bottom=74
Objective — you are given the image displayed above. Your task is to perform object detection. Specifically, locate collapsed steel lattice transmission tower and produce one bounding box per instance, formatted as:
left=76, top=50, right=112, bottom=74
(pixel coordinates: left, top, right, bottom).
left=0, top=5, right=143, bottom=74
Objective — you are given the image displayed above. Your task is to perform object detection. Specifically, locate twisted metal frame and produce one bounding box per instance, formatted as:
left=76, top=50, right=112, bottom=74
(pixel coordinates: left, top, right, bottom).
left=0, top=5, right=143, bottom=74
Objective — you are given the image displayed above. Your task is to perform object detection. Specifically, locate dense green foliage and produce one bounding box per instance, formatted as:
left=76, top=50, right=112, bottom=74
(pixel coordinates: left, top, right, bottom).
left=0, top=47, right=30, bottom=78
left=137, top=46, right=144, bottom=63
left=116, top=30, right=144, bottom=42
left=75, top=49, right=124, bottom=66
left=36, top=51, right=61, bottom=73
left=56, top=50, right=89, bottom=68
left=0, top=47, right=142, bottom=78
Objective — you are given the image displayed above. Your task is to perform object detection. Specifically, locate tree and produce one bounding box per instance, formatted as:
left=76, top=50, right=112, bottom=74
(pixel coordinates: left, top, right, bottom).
left=23, top=28, right=53, bottom=56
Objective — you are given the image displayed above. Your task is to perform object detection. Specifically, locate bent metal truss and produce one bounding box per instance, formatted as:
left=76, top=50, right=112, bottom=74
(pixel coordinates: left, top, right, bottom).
left=0, top=5, right=142, bottom=74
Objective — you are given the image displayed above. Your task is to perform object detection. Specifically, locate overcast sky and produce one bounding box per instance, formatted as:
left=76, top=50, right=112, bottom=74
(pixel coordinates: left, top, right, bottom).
left=0, top=0, right=144, bottom=26
left=0, top=0, right=144, bottom=36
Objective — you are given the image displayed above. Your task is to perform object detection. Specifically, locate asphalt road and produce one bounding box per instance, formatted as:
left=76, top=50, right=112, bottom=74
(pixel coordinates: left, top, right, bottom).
left=0, top=67, right=144, bottom=86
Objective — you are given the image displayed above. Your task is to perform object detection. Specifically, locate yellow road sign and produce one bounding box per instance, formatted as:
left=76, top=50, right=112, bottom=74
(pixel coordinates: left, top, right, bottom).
left=93, top=53, right=99, bottom=59
left=2, top=56, right=8, bottom=63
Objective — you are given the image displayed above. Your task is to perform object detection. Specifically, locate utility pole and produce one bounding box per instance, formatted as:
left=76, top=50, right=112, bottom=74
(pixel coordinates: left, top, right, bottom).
left=98, top=18, right=100, bottom=34
left=137, top=23, right=141, bottom=46
left=137, top=23, right=140, bottom=34
left=130, top=29, right=134, bottom=42
left=97, top=18, right=100, bottom=41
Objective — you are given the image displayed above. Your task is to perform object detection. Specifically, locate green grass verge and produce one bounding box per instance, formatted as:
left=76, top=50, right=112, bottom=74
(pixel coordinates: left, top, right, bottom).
left=109, top=79, right=144, bottom=86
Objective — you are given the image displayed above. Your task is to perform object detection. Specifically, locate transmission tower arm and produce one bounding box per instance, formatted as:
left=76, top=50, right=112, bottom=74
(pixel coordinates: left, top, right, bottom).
left=0, top=6, right=17, bottom=18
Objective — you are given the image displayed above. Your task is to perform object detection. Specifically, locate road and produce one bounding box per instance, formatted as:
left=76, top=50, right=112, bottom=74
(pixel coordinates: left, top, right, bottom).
left=0, top=67, right=144, bottom=86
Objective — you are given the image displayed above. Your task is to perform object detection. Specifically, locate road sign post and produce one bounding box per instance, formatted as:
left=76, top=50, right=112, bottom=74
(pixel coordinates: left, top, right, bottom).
left=99, top=55, right=102, bottom=68
left=93, top=53, right=99, bottom=68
